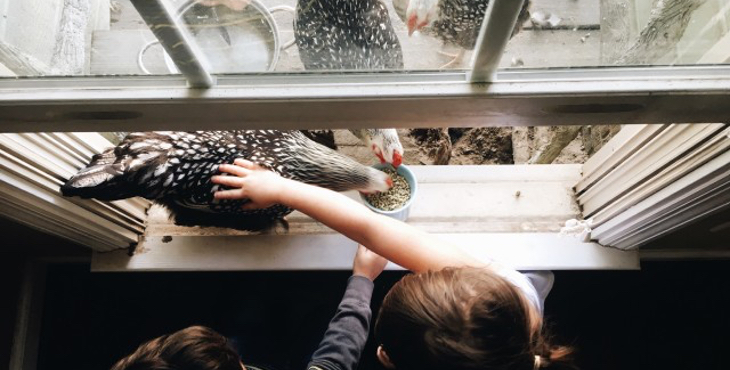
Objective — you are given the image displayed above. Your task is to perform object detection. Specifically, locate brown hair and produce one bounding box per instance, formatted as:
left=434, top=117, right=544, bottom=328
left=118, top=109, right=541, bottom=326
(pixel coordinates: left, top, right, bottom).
left=110, top=326, right=242, bottom=370
left=375, top=267, right=574, bottom=370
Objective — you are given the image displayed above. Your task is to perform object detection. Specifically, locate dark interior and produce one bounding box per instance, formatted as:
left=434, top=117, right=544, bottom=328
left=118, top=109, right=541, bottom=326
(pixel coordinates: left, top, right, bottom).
left=26, top=260, right=729, bottom=370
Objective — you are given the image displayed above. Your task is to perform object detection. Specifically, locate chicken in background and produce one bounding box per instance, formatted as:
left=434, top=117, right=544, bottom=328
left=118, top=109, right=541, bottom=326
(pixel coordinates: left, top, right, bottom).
left=392, top=0, right=531, bottom=67
left=294, top=0, right=404, bottom=70
left=302, top=129, right=404, bottom=167
left=294, top=0, right=405, bottom=166
left=350, top=129, right=404, bottom=167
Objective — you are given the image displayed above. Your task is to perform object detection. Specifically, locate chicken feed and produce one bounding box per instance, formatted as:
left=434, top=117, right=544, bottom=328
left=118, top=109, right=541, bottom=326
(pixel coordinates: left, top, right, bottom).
left=365, top=168, right=411, bottom=211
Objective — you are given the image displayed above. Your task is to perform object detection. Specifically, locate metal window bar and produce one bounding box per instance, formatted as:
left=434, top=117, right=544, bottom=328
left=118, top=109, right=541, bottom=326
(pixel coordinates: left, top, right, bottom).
left=469, top=0, right=527, bottom=83
left=130, top=0, right=214, bottom=88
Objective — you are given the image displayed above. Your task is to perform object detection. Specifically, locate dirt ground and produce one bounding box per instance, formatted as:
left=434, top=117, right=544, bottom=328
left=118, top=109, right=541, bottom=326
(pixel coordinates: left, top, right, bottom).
left=336, top=125, right=619, bottom=166
left=105, top=125, right=617, bottom=166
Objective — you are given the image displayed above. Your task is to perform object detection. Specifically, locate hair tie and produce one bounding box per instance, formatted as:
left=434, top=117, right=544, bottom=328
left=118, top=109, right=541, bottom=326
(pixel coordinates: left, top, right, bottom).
left=533, top=355, right=545, bottom=369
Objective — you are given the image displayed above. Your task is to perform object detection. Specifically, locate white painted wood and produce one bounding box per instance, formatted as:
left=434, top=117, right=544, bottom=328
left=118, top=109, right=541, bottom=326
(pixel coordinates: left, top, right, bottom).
left=575, top=121, right=729, bottom=250
left=91, top=232, right=639, bottom=272
left=397, top=164, right=581, bottom=183
left=0, top=176, right=139, bottom=250
left=1, top=133, right=80, bottom=179
left=614, top=181, right=730, bottom=249
left=69, top=132, right=119, bottom=153
left=592, top=149, right=730, bottom=249
left=591, top=127, right=730, bottom=225
left=579, top=124, right=725, bottom=217
left=48, top=133, right=96, bottom=160
left=0, top=133, right=150, bottom=251
left=4, top=67, right=730, bottom=131
left=91, top=164, right=631, bottom=271
left=576, top=124, right=665, bottom=193
left=144, top=165, right=583, bottom=238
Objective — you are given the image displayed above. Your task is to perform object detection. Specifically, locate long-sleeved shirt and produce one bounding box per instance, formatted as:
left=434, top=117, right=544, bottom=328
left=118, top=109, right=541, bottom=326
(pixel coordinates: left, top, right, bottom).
left=306, top=275, right=375, bottom=370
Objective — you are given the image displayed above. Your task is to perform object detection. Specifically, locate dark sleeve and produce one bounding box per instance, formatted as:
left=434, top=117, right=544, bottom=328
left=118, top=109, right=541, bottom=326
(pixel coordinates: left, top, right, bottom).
left=306, top=275, right=374, bottom=370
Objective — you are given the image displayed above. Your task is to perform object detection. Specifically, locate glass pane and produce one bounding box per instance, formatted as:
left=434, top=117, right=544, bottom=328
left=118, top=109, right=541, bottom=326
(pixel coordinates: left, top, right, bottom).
left=3, top=0, right=727, bottom=78
left=0, top=0, right=497, bottom=78
left=503, top=0, right=730, bottom=69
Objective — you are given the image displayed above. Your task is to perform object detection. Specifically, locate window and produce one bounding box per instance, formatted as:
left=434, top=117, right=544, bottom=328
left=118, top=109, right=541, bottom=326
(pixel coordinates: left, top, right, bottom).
left=0, top=0, right=728, bottom=268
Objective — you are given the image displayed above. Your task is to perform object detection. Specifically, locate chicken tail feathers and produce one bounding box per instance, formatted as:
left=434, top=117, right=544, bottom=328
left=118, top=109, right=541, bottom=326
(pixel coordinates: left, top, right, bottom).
left=60, top=149, right=138, bottom=200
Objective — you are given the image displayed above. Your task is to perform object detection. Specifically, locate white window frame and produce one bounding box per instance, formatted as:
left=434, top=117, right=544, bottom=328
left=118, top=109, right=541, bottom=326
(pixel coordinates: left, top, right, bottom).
left=0, top=132, right=150, bottom=251
left=577, top=124, right=730, bottom=251
left=2, top=0, right=730, bottom=131
left=1, top=0, right=728, bottom=269
left=1, top=65, right=730, bottom=132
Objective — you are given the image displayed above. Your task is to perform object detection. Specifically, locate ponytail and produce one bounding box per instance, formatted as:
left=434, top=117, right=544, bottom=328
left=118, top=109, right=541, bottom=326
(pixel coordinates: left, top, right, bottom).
left=532, top=335, right=576, bottom=369
left=374, top=267, right=577, bottom=370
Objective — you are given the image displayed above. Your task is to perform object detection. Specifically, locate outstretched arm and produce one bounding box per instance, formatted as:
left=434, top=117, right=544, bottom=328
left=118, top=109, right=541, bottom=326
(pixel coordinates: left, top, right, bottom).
left=212, top=159, right=482, bottom=273
left=307, top=246, right=389, bottom=370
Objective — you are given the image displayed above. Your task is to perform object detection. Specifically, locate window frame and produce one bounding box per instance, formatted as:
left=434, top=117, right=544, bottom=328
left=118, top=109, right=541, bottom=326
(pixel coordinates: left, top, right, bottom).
left=1, top=65, right=730, bottom=132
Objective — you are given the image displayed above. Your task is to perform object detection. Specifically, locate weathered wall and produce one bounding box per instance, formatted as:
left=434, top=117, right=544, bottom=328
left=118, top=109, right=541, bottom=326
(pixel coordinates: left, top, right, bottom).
left=0, top=0, right=109, bottom=75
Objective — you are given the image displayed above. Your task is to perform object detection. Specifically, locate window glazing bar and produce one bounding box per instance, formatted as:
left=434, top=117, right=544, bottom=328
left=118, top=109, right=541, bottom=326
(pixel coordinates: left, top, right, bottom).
left=130, top=0, right=214, bottom=88
left=2, top=67, right=730, bottom=131
left=469, top=0, right=526, bottom=83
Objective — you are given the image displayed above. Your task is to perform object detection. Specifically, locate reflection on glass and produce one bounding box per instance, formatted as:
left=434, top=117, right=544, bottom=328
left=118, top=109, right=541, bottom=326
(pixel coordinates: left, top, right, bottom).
left=0, top=0, right=729, bottom=77
left=505, top=0, right=730, bottom=69
left=176, top=1, right=282, bottom=73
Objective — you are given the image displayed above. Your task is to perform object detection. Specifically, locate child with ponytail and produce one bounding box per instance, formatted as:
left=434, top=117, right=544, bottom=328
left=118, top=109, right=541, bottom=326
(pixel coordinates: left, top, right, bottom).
left=213, top=159, right=576, bottom=370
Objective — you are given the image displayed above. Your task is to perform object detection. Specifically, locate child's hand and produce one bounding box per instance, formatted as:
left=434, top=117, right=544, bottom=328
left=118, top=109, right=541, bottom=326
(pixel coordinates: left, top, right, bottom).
left=352, top=245, right=389, bottom=281
left=212, top=159, right=286, bottom=209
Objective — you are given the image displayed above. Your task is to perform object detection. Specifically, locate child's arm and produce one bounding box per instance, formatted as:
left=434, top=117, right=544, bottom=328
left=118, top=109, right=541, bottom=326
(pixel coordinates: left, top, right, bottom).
left=307, top=246, right=388, bottom=370
left=212, top=159, right=483, bottom=273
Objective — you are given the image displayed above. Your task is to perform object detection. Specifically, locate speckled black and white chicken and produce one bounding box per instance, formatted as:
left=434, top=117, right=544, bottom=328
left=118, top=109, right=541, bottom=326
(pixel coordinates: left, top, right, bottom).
left=392, top=0, right=531, bottom=66
left=303, top=129, right=403, bottom=167
left=293, top=0, right=405, bottom=164
left=294, top=0, right=404, bottom=70
left=61, top=130, right=392, bottom=230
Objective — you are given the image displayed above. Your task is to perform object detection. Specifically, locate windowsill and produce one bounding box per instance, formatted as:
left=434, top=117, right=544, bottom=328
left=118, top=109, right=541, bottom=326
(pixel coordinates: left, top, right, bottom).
left=91, top=164, right=639, bottom=271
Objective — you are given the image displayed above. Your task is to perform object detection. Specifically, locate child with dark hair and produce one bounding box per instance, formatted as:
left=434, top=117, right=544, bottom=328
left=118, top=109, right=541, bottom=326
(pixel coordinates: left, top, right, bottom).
left=110, top=244, right=389, bottom=370
left=212, top=159, right=575, bottom=370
